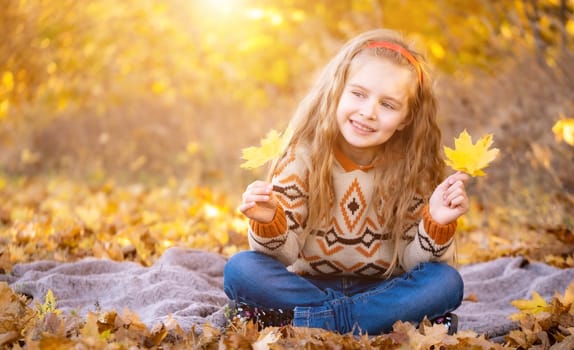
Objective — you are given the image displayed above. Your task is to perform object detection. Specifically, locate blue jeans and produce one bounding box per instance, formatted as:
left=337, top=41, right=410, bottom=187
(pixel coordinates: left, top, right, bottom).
left=223, top=251, right=463, bottom=335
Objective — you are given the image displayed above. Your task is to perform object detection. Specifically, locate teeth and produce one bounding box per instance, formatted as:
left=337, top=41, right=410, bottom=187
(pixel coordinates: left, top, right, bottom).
left=352, top=120, right=374, bottom=132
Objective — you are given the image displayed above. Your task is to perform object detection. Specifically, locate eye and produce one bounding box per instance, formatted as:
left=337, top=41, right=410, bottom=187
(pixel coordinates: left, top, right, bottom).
left=379, top=101, right=396, bottom=110
left=351, top=90, right=366, bottom=98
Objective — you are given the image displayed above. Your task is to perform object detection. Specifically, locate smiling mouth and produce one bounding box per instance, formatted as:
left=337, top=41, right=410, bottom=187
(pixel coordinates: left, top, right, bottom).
left=350, top=120, right=375, bottom=132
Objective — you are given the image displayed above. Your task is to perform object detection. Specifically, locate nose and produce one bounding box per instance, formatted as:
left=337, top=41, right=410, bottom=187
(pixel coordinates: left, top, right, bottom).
left=359, top=99, right=377, bottom=120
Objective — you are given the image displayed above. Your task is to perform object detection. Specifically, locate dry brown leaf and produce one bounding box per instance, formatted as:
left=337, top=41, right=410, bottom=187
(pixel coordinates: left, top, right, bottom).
left=42, top=312, right=66, bottom=336
left=0, top=248, right=11, bottom=273
left=80, top=311, right=101, bottom=339
left=0, top=332, right=19, bottom=348
left=456, top=332, right=506, bottom=349
left=0, top=282, right=34, bottom=346
left=556, top=281, right=574, bottom=307
left=97, top=310, right=118, bottom=334
left=252, top=327, right=280, bottom=350
left=199, top=323, right=221, bottom=347
left=37, top=335, right=77, bottom=349
left=146, top=322, right=168, bottom=347
left=507, top=329, right=530, bottom=348
left=551, top=334, right=574, bottom=350
left=464, top=293, right=479, bottom=302
left=415, top=322, right=448, bottom=349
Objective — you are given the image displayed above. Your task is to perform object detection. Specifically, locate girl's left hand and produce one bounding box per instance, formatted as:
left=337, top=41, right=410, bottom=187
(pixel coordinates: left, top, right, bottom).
left=428, top=172, right=470, bottom=225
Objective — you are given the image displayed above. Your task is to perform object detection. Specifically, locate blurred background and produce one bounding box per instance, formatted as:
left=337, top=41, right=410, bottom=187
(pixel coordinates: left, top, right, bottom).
left=1, top=0, right=573, bottom=265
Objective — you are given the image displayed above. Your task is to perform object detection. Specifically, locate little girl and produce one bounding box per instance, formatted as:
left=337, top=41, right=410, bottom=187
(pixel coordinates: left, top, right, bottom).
left=224, top=28, right=469, bottom=335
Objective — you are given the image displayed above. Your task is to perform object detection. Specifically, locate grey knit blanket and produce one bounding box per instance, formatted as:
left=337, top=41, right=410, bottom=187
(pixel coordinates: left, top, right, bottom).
left=458, top=256, right=574, bottom=341
left=1, top=248, right=229, bottom=331
left=2, top=248, right=573, bottom=341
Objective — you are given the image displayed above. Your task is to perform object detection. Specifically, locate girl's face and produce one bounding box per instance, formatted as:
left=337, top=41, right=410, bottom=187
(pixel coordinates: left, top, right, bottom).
left=336, top=54, right=415, bottom=165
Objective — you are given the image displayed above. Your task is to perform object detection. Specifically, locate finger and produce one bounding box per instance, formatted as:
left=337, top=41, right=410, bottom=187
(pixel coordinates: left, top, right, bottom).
left=248, top=183, right=273, bottom=195
left=248, top=180, right=273, bottom=190
left=448, top=195, right=465, bottom=208
left=243, top=193, right=271, bottom=204
left=444, top=181, right=464, bottom=197
left=449, top=193, right=470, bottom=211
left=247, top=180, right=267, bottom=187
left=448, top=179, right=466, bottom=193
left=439, top=172, right=466, bottom=193
left=444, top=188, right=463, bottom=205
left=238, top=202, right=256, bottom=214
left=450, top=171, right=471, bottom=185
left=243, top=185, right=273, bottom=200
left=446, top=186, right=468, bottom=206
left=442, top=181, right=463, bottom=202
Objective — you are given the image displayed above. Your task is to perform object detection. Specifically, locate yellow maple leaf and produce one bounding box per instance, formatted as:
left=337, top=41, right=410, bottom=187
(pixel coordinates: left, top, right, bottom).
left=444, top=129, right=499, bottom=177
left=37, top=289, right=62, bottom=319
left=509, top=291, right=551, bottom=321
left=240, top=128, right=291, bottom=169
left=552, top=117, right=574, bottom=146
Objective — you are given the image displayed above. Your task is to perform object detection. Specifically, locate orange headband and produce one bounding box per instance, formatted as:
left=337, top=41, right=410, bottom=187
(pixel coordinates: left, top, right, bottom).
left=366, top=41, right=423, bottom=84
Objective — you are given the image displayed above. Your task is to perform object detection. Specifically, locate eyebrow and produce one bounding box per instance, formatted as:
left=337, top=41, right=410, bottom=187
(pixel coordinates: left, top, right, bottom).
left=347, top=83, right=404, bottom=105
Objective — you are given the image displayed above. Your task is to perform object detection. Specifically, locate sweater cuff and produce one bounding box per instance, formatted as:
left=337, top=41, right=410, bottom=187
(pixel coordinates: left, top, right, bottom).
left=422, top=204, right=457, bottom=245
left=249, top=206, right=287, bottom=238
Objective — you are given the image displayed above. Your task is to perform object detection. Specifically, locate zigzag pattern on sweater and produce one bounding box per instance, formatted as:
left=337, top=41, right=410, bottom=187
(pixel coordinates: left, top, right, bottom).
left=249, top=234, right=287, bottom=251
left=417, top=233, right=452, bottom=257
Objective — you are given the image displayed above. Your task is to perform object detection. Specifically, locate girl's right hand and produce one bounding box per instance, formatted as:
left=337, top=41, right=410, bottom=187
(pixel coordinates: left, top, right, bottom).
left=239, top=180, right=278, bottom=223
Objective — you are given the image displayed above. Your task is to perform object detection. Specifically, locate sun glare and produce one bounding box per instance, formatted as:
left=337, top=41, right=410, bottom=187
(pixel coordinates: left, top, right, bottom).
left=203, top=0, right=236, bottom=15
left=245, top=7, right=264, bottom=20
left=203, top=203, right=221, bottom=219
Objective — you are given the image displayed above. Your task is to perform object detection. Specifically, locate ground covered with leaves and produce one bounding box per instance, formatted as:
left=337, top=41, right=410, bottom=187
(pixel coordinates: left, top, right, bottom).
left=1, top=176, right=574, bottom=349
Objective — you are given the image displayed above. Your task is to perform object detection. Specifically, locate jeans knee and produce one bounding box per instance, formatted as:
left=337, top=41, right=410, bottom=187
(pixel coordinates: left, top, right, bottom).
left=224, top=251, right=249, bottom=296
left=224, top=251, right=256, bottom=281
left=223, top=251, right=267, bottom=298
left=446, top=265, right=463, bottom=295
left=419, top=262, right=464, bottom=303
left=433, top=263, right=464, bottom=302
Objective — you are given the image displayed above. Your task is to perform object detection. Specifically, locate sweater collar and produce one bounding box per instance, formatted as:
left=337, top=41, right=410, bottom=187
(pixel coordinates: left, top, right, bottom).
left=334, top=147, right=375, bottom=172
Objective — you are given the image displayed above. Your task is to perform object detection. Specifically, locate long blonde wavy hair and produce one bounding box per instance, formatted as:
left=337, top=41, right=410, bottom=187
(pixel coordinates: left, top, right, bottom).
left=269, top=29, right=445, bottom=274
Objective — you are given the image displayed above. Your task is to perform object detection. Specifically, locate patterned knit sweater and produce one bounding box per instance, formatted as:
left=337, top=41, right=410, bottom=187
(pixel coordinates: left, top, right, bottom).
left=248, top=143, right=457, bottom=278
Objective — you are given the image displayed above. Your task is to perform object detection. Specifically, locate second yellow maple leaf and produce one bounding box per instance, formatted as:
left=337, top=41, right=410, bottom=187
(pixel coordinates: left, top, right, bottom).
left=444, top=129, right=500, bottom=177
left=240, top=128, right=291, bottom=169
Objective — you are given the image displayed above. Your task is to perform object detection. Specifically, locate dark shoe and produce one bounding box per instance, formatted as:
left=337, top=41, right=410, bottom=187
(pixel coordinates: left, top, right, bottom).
left=431, top=313, right=458, bottom=335
left=227, top=301, right=293, bottom=329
